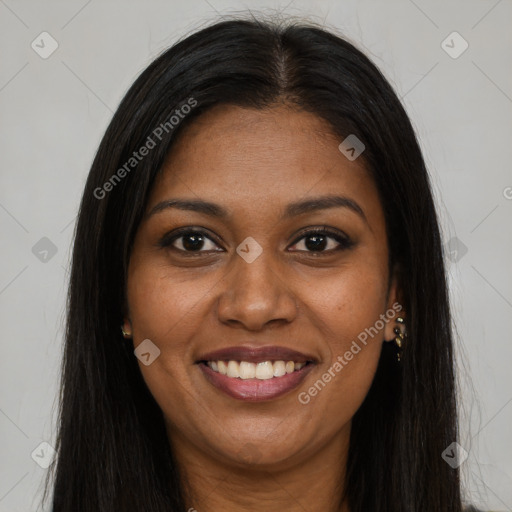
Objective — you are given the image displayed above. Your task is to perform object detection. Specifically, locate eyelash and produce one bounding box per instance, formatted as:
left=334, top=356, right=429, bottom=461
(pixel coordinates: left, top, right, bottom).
left=158, top=226, right=354, bottom=256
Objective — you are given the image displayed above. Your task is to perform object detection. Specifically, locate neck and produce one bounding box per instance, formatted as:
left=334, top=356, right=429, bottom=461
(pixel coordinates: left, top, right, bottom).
left=167, top=424, right=351, bottom=512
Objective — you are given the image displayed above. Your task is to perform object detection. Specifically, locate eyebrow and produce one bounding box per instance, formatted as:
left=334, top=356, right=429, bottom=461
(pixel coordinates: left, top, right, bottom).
left=147, top=194, right=369, bottom=225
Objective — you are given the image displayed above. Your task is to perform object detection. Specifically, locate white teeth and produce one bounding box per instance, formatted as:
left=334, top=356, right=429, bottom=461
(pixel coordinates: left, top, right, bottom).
left=255, top=361, right=274, bottom=380
left=239, top=361, right=256, bottom=379
left=206, top=359, right=309, bottom=379
left=273, top=360, right=286, bottom=377
left=227, top=360, right=240, bottom=378
left=217, top=360, right=228, bottom=375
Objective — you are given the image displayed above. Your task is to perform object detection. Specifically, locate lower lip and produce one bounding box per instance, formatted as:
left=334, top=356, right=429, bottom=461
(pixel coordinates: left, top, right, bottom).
left=198, top=362, right=315, bottom=402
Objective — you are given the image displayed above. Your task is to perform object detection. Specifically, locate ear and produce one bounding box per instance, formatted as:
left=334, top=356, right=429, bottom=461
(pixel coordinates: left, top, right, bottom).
left=384, top=266, right=405, bottom=342
left=121, top=298, right=132, bottom=337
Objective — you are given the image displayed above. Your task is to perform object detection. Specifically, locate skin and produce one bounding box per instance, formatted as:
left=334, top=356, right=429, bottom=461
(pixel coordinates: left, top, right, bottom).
left=124, top=103, right=403, bottom=512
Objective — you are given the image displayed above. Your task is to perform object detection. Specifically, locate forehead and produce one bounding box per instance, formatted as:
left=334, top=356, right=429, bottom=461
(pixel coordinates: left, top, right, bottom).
left=148, top=104, right=381, bottom=223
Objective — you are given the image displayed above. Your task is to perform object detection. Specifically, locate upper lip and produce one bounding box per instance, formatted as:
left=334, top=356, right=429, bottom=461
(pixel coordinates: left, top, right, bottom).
left=196, top=345, right=317, bottom=364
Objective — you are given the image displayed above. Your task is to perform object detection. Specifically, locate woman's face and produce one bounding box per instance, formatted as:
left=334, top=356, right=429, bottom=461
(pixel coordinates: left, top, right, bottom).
left=125, top=104, right=400, bottom=469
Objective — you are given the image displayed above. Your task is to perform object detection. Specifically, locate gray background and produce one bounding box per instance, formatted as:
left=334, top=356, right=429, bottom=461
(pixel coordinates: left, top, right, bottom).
left=1, top=0, right=511, bottom=510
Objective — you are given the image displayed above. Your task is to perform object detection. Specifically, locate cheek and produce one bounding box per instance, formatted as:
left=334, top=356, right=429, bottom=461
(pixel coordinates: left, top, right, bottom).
left=125, top=263, right=219, bottom=405
left=125, top=264, right=213, bottom=423
left=127, top=263, right=216, bottom=343
left=309, top=264, right=388, bottom=346
left=301, top=265, right=387, bottom=410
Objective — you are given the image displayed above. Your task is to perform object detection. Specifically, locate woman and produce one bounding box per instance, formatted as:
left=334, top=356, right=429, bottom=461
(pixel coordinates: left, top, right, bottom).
left=44, top=16, right=470, bottom=511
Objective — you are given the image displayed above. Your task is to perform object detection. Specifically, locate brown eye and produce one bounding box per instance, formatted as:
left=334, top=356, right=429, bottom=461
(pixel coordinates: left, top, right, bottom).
left=289, top=228, right=354, bottom=253
left=159, top=228, right=223, bottom=253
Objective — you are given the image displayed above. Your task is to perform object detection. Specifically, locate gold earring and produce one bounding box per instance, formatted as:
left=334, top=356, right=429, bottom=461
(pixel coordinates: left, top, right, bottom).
left=393, top=316, right=406, bottom=362
left=121, top=325, right=132, bottom=339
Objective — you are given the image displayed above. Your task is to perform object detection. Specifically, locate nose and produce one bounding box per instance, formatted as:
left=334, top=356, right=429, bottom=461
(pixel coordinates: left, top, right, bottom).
left=216, top=251, right=298, bottom=331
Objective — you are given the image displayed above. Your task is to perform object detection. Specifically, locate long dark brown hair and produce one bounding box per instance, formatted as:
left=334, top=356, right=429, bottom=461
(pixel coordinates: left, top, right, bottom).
left=44, top=15, right=462, bottom=511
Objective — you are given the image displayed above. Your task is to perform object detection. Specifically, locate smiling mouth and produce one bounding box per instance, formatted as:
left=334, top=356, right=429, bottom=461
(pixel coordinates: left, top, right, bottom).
left=201, top=360, right=312, bottom=379
left=197, top=359, right=316, bottom=401
left=195, top=345, right=317, bottom=401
